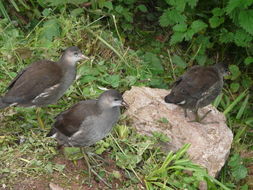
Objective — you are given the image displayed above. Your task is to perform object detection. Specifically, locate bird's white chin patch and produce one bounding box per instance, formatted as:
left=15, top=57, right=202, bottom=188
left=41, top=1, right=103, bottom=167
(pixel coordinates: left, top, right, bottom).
left=111, top=101, right=122, bottom=107
left=178, top=100, right=186, bottom=105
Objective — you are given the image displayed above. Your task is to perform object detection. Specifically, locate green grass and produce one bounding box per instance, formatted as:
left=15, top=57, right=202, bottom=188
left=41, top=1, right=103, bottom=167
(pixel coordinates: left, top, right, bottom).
left=0, top=11, right=252, bottom=190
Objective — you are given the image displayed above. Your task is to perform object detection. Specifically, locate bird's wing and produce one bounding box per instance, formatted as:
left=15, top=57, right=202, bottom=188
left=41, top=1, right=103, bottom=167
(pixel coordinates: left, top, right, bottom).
left=52, top=100, right=99, bottom=137
left=178, top=66, right=219, bottom=99
left=3, top=60, right=62, bottom=104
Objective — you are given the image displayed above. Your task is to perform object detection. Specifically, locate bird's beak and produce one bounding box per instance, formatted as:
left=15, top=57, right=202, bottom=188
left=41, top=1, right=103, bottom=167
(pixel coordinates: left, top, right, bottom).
left=121, top=99, right=129, bottom=108
left=80, top=53, right=89, bottom=60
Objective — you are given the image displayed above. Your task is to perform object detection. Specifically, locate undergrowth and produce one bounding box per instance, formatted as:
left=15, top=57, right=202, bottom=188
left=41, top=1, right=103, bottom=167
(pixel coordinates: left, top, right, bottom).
left=0, top=1, right=252, bottom=189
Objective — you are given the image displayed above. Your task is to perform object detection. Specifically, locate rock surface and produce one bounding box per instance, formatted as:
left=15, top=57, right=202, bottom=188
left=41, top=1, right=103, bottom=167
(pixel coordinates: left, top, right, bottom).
left=123, top=86, right=233, bottom=177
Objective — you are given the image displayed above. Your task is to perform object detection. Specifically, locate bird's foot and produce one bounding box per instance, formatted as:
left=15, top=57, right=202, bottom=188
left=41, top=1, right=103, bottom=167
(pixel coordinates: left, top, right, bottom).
left=81, top=148, right=111, bottom=188
left=188, top=110, right=218, bottom=124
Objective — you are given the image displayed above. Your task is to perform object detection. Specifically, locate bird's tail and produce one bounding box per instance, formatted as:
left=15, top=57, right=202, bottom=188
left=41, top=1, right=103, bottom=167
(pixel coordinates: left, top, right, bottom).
left=0, top=97, right=9, bottom=109
left=46, top=128, right=57, bottom=138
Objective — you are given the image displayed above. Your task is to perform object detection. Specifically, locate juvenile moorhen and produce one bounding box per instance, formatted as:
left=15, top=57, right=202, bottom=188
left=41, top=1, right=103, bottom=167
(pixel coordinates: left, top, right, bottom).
left=0, top=46, right=88, bottom=128
left=47, top=89, right=124, bottom=182
left=164, top=62, right=229, bottom=123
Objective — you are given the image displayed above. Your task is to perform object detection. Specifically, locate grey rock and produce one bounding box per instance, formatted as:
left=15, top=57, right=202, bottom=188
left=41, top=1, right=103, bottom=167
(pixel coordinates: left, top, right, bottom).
left=123, top=86, right=233, bottom=177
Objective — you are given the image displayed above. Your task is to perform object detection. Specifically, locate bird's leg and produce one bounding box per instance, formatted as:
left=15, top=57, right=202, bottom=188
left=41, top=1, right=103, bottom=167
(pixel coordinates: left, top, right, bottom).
left=199, top=110, right=212, bottom=122
left=188, top=109, right=214, bottom=124
left=36, top=108, right=45, bottom=129
left=80, top=148, right=91, bottom=181
left=80, top=148, right=111, bottom=187
left=184, top=109, right=188, bottom=118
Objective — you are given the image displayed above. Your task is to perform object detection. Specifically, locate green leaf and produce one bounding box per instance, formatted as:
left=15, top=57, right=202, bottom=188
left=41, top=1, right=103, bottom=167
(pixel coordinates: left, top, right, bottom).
left=143, top=52, right=164, bottom=74
left=186, top=0, right=198, bottom=8
left=219, top=29, right=234, bottom=43
left=225, top=0, right=242, bottom=14
left=229, top=65, right=241, bottom=80
left=234, top=29, right=252, bottom=47
left=105, top=74, right=120, bottom=87
left=230, top=82, right=240, bottom=93
left=159, top=9, right=186, bottom=27
left=232, top=165, right=248, bottom=181
left=103, top=2, right=113, bottom=10
left=172, top=55, right=187, bottom=68
left=190, top=20, right=207, bottom=33
left=173, top=23, right=187, bottom=32
left=170, top=32, right=185, bottom=45
left=209, top=16, right=224, bottom=28
left=238, top=10, right=253, bottom=35
left=115, top=5, right=123, bottom=13
left=244, top=57, right=253, bottom=65
left=137, top=4, right=148, bottom=12
left=212, top=8, right=224, bottom=16
left=39, top=19, right=61, bottom=42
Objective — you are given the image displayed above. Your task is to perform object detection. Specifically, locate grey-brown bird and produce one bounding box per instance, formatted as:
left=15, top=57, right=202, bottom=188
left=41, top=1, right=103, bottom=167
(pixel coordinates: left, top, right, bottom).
left=0, top=46, right=88, bottom=128
left=164, top=63, right=229, bottom=123
left=47, top=89, right=124, bottom=147
left=47, top=90, right=124, bottom=183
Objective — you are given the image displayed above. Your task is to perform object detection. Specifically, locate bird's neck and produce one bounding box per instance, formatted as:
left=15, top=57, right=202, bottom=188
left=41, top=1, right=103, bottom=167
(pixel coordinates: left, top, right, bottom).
left=57, top=56, right=77, bottom=72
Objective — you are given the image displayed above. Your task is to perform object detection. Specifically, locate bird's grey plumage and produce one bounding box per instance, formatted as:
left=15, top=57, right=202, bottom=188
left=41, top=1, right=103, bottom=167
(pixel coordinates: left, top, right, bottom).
left=0, top=46, right=87, bottom=108
left=47, top=90, right=123, bottom=147
left=164, top=63, right=228, bottom=120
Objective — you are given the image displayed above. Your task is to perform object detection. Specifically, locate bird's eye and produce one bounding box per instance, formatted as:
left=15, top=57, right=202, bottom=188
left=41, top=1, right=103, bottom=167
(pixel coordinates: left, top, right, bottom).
left=74, top=52, right=78, bottom=56
left=114, top=98, right=120, bottom=101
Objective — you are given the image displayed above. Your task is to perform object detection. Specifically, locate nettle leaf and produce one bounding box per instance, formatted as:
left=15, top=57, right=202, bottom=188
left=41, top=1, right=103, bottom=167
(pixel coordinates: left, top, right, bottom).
left=172, top=55, right=187, bottom=68
left=226, top=0, right=253, bottom=14
left=143, top=52, right=164, bottom=74
left=170, top=32, right=185, bottom=45
left=212, top=8, right=225, bottom=16
left=39, top=19, right=61, bottom=42
left=105, top=74, right=120, bottom=88
left=234, top=29, right=252, bottom=47
left=190, top=20, right=207, bottom=33
left=238, top=10, right=253, bottom=35
left=230, top=82, right=240, bottom=93
left=159, top=9, right=186, bottom=27
left=115, top=5, right=124, bottom=13
left=209, top=16, right=224, bottom=28
left=229, top=65, right=241, bottom=80
left=219, top=29, right=234, bottom=43
left=103, top=2, right=113, bottom=10
left=137, top=4, right=148, bottom=12
left=232, top=165, right=248, bottom=181
left=244, top=57, right=253, bottom=65
left=186, top=0, right=198, bottom=8
left=173, top=23, right=187, bottom=32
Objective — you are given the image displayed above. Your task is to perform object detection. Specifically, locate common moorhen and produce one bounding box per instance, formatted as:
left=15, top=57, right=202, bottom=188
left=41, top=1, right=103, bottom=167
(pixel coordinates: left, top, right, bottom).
left=0, top=46, right=88, bottom=128
left=47, top=89, right=124, bottom=182
left=164, top=63, right=229, bottom=123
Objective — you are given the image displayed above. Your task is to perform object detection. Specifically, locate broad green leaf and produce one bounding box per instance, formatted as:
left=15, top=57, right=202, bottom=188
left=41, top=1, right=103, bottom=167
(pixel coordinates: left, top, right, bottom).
left=238, top=10, right=253, bottom=35
left=186, top=0, right=198, bottom=8
left=234, top=29, right=252, bottom=47
left=103, top=2, right=113, bottom=10
left=137, top=4, right=148, bottom=12
left=190, top=20, right=207, bottom=33
left=229, top=65, right=241, bottom=80
left=232, top=165, right=248, bottom=181
left=172, top=55, right=187, bottom=68
left=225, top=0, right=242, bottom=14
left=173, top=23, right=187, bottom=32
left=209, top=16, right=224, bottom=28
left=170, top=32, right=185, bottom=45
left=143, top=52, right=164, bottom=74
left=159, top=9, right=186, bottom=27
left=105, top=74, right=120, bottom=87
left=230, top=82, right=240, bottom=93
left=244, top=57, right=253, bottom=65
left=212, top=8, right=224, bottom=16
left=39, top=19, right=61, bottom=42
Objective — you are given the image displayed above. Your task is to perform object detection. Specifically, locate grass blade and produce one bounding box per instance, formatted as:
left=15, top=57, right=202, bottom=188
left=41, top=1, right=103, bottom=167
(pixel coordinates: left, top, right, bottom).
left=223, top=90, right=248, bottom=116
left=236, top=94, right=249, bottom=120
left=0, top=0, right=11, bottom=21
